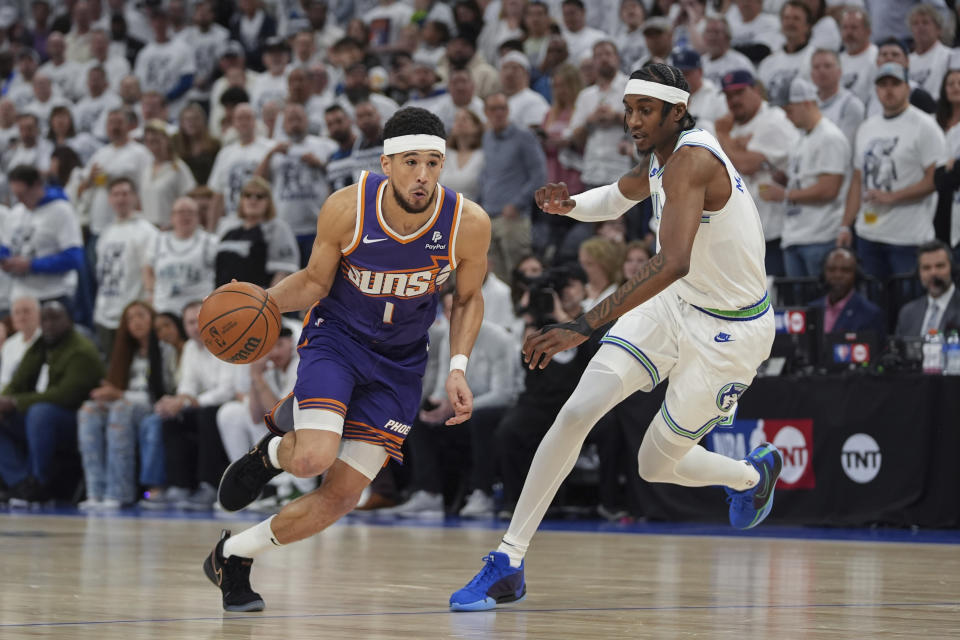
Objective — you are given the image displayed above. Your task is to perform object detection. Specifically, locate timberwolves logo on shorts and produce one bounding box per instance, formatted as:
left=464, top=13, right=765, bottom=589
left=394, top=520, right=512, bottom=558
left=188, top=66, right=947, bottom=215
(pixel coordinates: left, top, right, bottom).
left=716, top=382, right=748, bottom=412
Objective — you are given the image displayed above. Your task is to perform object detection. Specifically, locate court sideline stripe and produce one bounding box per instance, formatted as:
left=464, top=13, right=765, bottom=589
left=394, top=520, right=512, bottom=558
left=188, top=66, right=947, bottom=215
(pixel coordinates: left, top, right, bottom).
left=3, top=601, right=959, bottom=628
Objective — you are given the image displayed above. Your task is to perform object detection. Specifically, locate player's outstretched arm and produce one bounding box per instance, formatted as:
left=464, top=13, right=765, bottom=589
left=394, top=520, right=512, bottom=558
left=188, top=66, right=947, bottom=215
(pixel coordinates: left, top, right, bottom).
left=266, top=186, right=358, bottom=312
left=444, top=200, right=491, bottom=426
left=535, top=163, right=651, bottom=221
left=523, top=147, right=710, bottom=369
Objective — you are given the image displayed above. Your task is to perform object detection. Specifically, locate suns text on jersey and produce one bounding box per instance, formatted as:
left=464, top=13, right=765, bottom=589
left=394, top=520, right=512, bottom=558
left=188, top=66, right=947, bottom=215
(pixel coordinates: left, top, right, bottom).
left=343, top=261, right=452, bottom=298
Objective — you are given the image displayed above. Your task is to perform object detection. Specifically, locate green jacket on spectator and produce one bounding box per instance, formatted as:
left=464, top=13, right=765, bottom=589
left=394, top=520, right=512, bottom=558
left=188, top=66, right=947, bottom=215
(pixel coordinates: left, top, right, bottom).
left=1, top=330, right=104, bottom=412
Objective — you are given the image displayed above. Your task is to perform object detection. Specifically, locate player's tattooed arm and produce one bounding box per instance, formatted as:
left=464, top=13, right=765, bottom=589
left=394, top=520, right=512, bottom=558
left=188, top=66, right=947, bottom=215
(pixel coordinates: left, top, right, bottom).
left=523, top=147, right=712, bottom=369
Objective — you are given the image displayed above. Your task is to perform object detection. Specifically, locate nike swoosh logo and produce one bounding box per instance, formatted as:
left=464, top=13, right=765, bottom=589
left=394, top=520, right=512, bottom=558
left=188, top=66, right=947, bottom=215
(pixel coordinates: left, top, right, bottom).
left=362, top=235, right=388, bottom=244
left=753, top=466, right=771, bottom=506
left=714, top=335, right=734, bottom=343
left=210, top=551, right=223, bottom=586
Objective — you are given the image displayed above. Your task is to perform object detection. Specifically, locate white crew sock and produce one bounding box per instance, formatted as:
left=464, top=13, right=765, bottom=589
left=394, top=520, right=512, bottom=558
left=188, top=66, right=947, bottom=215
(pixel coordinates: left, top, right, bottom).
left=267, top=436, right=282, bottom=469
left=222, top=515, right=281, bottom=558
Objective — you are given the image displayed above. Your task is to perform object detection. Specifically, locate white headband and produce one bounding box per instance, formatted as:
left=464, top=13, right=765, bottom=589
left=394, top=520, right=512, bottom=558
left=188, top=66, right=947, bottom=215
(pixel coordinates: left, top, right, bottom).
left=623, top=79, right=690, bottom=105
left=383, top=134, right=446, bottom=156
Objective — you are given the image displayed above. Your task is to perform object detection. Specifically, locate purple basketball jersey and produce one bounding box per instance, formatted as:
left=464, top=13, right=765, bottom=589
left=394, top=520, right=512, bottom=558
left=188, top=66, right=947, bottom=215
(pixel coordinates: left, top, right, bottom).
left=314, top=170, right=462, bottom=347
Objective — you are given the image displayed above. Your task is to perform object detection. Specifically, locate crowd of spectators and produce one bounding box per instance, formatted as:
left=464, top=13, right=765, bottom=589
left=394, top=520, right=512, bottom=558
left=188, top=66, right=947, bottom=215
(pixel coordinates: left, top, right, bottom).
left=1, top=0, right=960, bottom=517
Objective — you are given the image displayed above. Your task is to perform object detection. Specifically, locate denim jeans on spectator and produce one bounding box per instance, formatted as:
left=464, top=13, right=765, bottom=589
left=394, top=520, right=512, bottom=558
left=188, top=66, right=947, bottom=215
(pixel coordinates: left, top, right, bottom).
left=77, top=399, right=151, bottom=503
left=784, top=242, right=835, bottom=278
left=0, top=402, right=78, bottom=488
left=138, top=413, right=166, bottom=487
left=765, top=239, right=785, bottom=277
left=857, top=237, right=917, bottom=280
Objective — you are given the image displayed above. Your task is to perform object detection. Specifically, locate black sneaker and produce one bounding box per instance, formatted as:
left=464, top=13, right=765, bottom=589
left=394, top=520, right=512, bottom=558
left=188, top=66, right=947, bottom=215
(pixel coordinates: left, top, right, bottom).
left=8, top=476, right=50, bottom=507
left=218, top=434, right=282, bottom=511
left=202, top=530, right=266, bottom=612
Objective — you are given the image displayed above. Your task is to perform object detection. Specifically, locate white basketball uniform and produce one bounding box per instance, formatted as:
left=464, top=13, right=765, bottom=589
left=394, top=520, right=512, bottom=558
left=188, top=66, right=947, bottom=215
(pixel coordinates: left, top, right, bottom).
left=600, top=128, right=775, bottom=443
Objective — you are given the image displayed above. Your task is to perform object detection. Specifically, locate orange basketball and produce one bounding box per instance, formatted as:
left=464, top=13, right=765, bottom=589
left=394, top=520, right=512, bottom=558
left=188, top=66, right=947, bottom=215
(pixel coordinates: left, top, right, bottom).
left=199, top=282, right=282, bottom=364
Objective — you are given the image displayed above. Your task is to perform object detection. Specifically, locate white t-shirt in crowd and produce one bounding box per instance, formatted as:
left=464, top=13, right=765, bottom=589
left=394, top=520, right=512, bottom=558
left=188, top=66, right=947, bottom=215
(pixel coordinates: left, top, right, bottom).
left=945, top=123, right=960, bottom=248
left=565, top=73, right=631, bottom=186
left=38, top=59, right=85, bottom=100
left=2, top=195, right=83, bottom=301
left=145, top=229, right=218, bottom=316
left=4, top=139, right=55, bottom=173
left=840, top=44, right=878, bottom=105
left=73, top=91, right=123, bottom=136
left=250, top=71, right=289, bottom=116
left=133, top=39, right=197, bottom=116
left=561, top=25, right=607, bottom=65
left=178, top=23, right=230, bottom=102
left=687, top=79, right=729, bottom=135
left=703, top=48, right=756, bottom=88
left=854, top=106, right=947, bottom=245
left=727, top=7, right=784, bottom=53
left=139, top=160, right=198, bottom=229
left=268, top=135, right=339, bottom=236
left=480, top=271, right=516, bottom=335
left=730, top=102, right=801, bottom=241
left=364, top=2, right=415, bottom=48
left=810, top=17, right=842, bottom=52
left=909, top=41, right=953, bottom=101
left=207, top=138, right=274, bottom=220
left=177, top=339, right=235, bottom=406
left=507, top=88, right=550, bottom=130
left=818, top=88, right=865, bottom=146
left=782, top=116, right=851, bottom=247
left=85, top=140, right=154, bottom=234
left=440, top=149, right=484, bottom=203
left=0, top=329, right=40, bottom=388
left=78, top=55, right=131, bottom=96
left=432, top=94, right=486, bottom=134
left=93, top=215, right=158, bottom=329
left=757, top=44, right=814, bottom=107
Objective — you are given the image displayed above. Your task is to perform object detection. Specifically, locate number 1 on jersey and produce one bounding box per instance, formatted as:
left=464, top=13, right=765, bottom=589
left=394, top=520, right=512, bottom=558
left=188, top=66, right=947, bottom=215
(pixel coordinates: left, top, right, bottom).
left=383, top=301, right=395, bottom=324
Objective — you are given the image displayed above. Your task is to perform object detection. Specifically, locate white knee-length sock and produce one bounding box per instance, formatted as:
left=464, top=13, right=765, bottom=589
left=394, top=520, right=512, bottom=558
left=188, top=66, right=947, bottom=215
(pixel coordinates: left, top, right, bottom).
left=223, top=515, right=282, bottom=558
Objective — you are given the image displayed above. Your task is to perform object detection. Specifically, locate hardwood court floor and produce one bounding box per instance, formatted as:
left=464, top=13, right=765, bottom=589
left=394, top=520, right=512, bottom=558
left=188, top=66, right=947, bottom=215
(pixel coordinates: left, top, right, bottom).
left=1, top=513, right=959, bottom=639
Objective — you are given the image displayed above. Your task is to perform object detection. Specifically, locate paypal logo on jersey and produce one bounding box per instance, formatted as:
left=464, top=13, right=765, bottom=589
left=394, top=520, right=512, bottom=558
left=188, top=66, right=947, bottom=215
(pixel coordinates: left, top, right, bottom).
left=344, top=261, right=452, bottom=298
left=425, top=230, right=446, bottom=250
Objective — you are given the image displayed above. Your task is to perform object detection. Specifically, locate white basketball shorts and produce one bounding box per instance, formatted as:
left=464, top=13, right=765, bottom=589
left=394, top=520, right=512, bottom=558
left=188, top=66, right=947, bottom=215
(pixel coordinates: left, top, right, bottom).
left=597, top=290, right=774, bottom=444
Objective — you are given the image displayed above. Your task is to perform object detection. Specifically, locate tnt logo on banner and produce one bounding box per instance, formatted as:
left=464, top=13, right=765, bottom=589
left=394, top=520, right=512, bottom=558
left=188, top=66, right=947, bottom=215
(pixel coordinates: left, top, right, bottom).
left=707, top=418, right=815, bottom=489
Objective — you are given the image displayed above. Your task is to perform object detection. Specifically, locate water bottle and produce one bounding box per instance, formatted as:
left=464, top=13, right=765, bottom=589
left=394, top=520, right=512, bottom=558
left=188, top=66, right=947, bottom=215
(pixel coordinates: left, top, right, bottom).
left=944, top=331, right=960, bottom=376
left=922, top=329, right=944, bottom=374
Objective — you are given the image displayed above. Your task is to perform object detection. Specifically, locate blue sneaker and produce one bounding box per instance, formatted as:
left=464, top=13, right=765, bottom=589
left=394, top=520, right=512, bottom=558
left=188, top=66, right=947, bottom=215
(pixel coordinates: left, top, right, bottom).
left=449, top=552, right=526, bottom=611
left=725, top=442, right=782, bottom=530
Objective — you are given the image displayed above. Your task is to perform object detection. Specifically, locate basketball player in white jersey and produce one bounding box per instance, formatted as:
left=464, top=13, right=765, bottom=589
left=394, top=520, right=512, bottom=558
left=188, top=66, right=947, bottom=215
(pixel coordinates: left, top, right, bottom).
left=450, top=63, right=783, bottom=612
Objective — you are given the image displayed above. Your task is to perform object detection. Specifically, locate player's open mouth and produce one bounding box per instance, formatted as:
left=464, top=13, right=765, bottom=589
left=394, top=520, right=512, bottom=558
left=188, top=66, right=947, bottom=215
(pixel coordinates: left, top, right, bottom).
left=411, top=190, right=427, bottom=199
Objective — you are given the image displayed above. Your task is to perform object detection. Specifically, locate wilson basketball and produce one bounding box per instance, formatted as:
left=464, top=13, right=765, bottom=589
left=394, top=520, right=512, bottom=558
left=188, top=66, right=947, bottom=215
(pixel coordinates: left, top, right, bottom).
left=199, top=282, right=281, bottom=364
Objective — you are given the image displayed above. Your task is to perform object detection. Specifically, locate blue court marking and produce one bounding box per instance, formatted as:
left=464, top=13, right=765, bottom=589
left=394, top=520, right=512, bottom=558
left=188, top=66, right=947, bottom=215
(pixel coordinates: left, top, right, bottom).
left=4, top=505, right=960, bottom=545
left=2, top=601, right=959, bottom=629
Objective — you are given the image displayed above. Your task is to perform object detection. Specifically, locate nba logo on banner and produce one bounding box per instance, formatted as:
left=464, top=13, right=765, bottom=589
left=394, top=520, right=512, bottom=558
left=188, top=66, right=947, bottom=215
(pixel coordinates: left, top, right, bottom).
left=707, top=418, right=815, bottom=489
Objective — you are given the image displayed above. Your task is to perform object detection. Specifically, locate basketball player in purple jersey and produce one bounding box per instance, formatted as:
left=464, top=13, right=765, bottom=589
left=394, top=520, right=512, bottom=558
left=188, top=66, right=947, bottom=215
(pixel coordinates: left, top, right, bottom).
left=202, top=108, right=491, bottom=612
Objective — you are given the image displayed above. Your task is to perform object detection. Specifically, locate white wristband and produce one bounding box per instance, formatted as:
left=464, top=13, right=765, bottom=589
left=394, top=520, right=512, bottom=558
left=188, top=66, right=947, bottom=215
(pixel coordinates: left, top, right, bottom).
left=450, top=354, right=469, bottom=373
left=568, top=182, right=640, bottom=222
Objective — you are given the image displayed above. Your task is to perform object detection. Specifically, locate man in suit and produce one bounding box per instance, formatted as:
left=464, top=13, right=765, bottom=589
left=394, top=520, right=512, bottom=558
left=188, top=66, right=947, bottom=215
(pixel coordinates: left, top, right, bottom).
left=896, top=240, right=960, bottom=336
left=811, top=247, right=885, bottom=335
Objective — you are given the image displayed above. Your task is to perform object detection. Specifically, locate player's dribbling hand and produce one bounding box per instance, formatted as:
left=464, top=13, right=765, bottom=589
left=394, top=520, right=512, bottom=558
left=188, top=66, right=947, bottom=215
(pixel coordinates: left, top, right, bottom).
left=535, top=182, right=576, bottom=215
left=444, top=370, right=473, bottom=426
